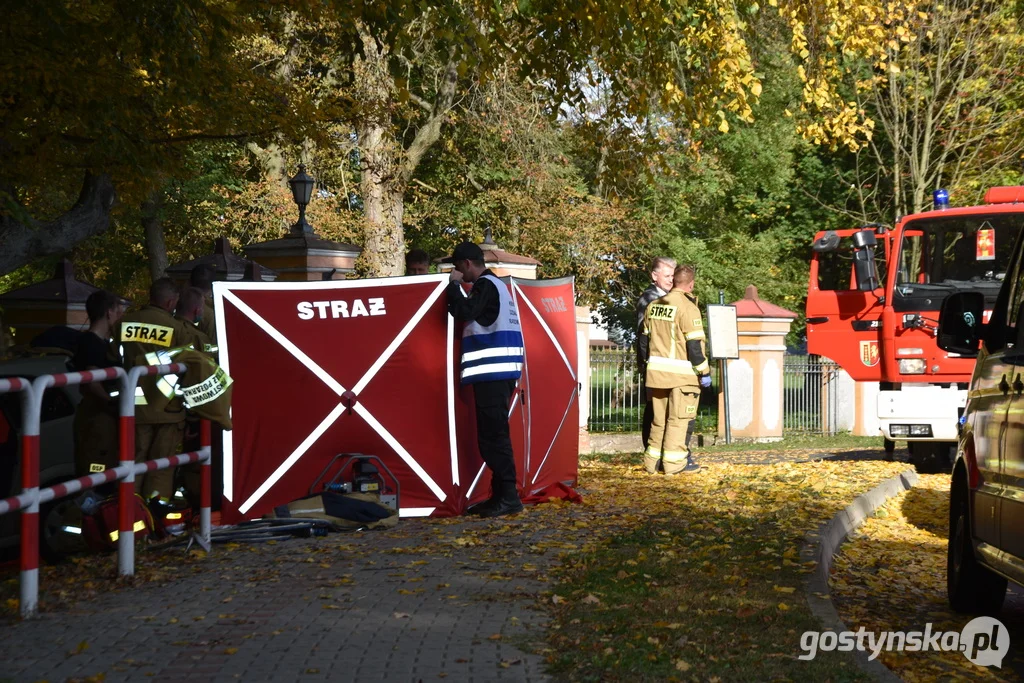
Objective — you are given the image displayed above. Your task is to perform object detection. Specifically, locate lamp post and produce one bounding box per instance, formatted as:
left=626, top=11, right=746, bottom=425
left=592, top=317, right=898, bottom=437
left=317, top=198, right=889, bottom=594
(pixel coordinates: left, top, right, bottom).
left=288, top=164, right=315, bottom=236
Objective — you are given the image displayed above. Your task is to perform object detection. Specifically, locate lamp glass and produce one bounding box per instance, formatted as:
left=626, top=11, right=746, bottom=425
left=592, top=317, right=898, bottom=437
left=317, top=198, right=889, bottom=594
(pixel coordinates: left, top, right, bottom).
left=289, top=164, right=315, bottom=207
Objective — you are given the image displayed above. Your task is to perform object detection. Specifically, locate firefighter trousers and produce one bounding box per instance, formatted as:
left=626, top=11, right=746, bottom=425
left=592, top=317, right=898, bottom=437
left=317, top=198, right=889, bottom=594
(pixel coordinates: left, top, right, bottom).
left=644, top=387, right=699, bottom=475
left=135, top=422, right=185, bottom=501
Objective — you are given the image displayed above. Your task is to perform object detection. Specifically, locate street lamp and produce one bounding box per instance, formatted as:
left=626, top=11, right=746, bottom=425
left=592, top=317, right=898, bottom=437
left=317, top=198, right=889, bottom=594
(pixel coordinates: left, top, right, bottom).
left=288, top=163, right=315, bottom=235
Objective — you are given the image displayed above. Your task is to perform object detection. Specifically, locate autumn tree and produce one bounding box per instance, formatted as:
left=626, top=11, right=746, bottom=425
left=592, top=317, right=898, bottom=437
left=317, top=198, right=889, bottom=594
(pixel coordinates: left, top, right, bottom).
left=0, top=1, right=307, bottom=277
left=815, top=0, right=1024, bottom=219
left=240, top=0, right=912, bottom=277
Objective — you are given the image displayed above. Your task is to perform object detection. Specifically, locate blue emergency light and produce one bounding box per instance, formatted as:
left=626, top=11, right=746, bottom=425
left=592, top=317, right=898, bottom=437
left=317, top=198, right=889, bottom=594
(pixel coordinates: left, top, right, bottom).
left=933, top=188, right=949, bottom=210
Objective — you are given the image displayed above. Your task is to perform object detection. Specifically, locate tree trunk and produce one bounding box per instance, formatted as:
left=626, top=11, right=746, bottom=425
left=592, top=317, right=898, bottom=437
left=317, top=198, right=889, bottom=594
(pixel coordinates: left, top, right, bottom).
left=141, top=191, right=168, bottom=281
left=354, top=26, right=405, bottom=276
left=359, top=122, right=406, bottom=276
left=0, top=172, right=116, bottom=277
left=352, top=23, right=461, bottom=276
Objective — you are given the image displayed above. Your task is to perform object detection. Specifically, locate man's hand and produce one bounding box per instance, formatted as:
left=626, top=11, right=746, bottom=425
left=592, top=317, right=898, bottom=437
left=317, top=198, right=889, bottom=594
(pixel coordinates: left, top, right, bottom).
left=699, top=375, right=712, bottom=389
left=449, top=269, right=464, bottom=283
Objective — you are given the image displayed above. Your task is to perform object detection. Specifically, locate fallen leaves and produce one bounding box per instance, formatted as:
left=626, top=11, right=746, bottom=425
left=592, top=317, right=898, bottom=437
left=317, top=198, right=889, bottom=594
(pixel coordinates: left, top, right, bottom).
left=546, top=451, right=908, bottom=680
left=830, top=473, right=1009, bottom=682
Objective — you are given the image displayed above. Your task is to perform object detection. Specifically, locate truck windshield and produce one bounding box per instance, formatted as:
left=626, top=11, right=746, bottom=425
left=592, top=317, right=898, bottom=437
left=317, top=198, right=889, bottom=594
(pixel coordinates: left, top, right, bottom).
left=894, top=213, right=1024, bottom=310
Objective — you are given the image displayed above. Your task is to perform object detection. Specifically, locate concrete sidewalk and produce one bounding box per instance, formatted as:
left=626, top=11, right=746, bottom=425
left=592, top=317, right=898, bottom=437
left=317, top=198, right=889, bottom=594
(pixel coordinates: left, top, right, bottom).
left=0, top=514, right=565, bottom=683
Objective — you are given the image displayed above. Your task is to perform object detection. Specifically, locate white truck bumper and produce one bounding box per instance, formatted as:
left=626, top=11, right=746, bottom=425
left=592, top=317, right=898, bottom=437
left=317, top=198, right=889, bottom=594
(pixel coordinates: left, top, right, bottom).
left=877, top=385, right=966, bottom=441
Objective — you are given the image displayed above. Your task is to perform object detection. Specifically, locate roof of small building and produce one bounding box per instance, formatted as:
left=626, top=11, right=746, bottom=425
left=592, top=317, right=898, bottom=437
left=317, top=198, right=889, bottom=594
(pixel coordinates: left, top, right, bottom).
left=244, top=232, right=361, bottom=256
left=730, top=285, right=798, bottom=319
left=0, top=259, right=104, bottom=304
left=166, top=237, right=280, bottom=281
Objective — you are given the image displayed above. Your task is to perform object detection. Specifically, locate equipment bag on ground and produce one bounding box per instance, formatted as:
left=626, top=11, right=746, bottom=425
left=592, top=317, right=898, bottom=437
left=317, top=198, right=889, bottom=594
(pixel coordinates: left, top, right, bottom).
left=82, top=494, right=156, bottom=551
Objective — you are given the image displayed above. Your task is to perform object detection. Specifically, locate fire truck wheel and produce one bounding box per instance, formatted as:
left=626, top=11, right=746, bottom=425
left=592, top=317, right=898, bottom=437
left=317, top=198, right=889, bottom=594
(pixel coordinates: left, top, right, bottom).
left=948, top=477, right=1006, bottom=615
left=909, top=442, right=954, bottom=474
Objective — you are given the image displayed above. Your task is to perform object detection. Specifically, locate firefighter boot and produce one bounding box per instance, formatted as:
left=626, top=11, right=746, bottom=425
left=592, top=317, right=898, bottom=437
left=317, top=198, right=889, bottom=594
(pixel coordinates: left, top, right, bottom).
left=479, top=483, right=523, bottom=518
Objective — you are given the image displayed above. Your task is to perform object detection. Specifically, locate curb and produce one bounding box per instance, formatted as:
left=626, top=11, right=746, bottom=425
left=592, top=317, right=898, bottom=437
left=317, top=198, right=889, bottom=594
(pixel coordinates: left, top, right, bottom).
left=801, top=469, right=919, bottom=682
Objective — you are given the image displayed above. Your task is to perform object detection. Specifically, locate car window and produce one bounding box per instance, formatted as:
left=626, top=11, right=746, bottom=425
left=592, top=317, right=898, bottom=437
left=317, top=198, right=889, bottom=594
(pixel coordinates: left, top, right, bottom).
left=0, top=382, right=76, bottom=426
left=41, top=388, right=75, bottom=423
left=0, top=397, right=18, bottom=498
left=985, top=227, right=1024, bottom=352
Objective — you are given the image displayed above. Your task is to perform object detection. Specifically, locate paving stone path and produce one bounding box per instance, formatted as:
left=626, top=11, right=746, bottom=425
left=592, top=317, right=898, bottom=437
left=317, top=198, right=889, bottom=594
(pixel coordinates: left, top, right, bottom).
left=0, top=513, right=575, bottom=683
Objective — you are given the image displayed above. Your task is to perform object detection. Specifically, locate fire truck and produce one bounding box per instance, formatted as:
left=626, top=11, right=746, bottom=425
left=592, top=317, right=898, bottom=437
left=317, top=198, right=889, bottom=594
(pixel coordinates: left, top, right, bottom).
left=806, top=187, right=1024, bottom=473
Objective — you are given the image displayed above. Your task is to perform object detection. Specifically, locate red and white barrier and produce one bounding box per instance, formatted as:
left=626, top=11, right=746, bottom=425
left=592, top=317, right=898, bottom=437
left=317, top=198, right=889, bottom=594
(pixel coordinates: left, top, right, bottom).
left=0, top=363, right=211, bottom=618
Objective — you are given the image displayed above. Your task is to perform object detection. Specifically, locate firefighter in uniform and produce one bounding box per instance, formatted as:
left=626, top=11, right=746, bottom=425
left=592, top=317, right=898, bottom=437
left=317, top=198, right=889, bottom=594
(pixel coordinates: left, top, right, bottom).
left=636, top=256, right=676, bottom=451
left=643, top=264, right=710, bottom=474
left=119, top=278, right=204, bottom=507
left=446, top=241, right=525, bottom=517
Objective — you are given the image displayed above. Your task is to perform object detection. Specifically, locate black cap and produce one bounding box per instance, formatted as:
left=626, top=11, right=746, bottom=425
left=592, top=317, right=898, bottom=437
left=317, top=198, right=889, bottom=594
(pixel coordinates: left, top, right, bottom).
left=444, top=241, right=485, bottom=263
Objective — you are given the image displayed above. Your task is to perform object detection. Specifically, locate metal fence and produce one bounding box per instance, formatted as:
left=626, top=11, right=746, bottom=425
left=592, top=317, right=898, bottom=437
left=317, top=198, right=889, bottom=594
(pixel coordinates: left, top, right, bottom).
left=588, top=347, right=644, bottom=432
left=588, top=348, right=841, bottom=436
left=782, top=355, right=841, bottom=435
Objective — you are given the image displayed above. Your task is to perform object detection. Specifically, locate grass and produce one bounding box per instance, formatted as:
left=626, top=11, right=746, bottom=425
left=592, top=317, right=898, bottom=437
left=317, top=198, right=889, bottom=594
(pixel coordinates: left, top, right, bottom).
left=544, top=454, right=908, bottom=681
left=698, top=432, right=885, bottom=454
left=582, top=433, right=888, bottom=464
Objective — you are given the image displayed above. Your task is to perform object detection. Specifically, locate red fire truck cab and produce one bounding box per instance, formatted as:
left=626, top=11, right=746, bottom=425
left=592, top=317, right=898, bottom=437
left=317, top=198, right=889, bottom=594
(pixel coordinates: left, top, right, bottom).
left=807, top=187, right=1024, bottom=473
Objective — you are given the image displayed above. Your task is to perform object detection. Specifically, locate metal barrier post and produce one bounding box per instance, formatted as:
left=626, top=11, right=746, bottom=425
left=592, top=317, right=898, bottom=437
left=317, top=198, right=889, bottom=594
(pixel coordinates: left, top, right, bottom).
left=116, top=363, right=186, bottom=576
left=0, top=378, right=37, bottom=619
left=117, top=367, right=141, bottom=577
left=199, top=419, right=212, bottom=546
left=21, top=377, right=49, bottom=619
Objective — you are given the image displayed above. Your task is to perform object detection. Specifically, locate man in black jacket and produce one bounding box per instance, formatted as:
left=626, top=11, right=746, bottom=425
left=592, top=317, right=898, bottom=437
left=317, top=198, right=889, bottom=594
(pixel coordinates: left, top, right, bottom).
left=636, top=256, right=676, bottom=451
left=445, top=242, right=525, bottom=518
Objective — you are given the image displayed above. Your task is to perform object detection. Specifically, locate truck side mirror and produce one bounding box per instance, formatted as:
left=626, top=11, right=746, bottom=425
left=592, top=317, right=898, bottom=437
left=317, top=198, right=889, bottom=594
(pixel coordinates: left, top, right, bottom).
left=937, top=292, right=985, bottom=357
left=813, top=231, right=841, bottom=252
left=851, top=229, right=879, bottom=291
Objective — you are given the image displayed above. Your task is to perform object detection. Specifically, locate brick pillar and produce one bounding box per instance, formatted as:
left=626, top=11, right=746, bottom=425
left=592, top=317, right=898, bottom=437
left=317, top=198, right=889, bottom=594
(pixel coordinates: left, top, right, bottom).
left=718, top=286, right=797, bottom=442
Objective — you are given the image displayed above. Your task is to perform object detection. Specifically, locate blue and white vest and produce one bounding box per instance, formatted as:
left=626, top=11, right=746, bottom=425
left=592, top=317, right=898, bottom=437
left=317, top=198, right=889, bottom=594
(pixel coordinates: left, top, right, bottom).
left=460, top=274, right=524, bottom=384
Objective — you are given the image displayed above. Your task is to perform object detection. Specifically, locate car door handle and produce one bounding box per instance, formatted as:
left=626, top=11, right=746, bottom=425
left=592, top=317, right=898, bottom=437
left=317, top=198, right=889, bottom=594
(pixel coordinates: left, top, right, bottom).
left=806, top=317, right=829, bottom=325
left=1000, top=375, right=1011, bottom=394
left=1015, top=374, right=1024, bottom=394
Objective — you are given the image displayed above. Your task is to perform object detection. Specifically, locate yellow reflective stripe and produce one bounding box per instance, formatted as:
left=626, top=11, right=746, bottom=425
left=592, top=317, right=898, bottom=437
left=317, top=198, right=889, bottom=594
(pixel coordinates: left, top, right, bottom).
left=684, top=330, right=705, bottom=340
left=108, top=519, right=147, bottom=541
left=663, top=450, right=689, bottom=462
left=182, top=367, right=232, bottom=408
left=648, top=356, right=696, bottom=375
left=694, top=361, right=710, bottom=374
left=120, top=323, right=175, bottom=347
left=645, top=446, right=662, bottom=458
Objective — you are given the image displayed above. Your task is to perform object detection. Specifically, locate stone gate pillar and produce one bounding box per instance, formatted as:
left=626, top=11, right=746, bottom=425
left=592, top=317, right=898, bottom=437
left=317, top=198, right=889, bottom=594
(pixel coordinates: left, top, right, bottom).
left=718, top=285, right=797, bottom=442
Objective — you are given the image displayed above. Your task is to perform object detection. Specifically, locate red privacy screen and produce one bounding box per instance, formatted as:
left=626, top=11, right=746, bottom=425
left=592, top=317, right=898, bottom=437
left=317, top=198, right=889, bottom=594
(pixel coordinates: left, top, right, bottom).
left=214, top=274, right=579, bottom=523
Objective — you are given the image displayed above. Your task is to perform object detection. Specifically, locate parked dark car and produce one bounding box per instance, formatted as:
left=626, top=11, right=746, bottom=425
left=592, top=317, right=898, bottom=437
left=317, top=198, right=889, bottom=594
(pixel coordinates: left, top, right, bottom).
left=0, top=355, right=83, bottom=560
left=938, top=227, right=1024, bottom=613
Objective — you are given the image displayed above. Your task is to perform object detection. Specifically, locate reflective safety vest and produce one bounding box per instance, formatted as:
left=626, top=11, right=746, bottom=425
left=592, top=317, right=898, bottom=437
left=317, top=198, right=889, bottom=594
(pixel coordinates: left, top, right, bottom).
left=460, top=274, right=524, bottom=384
left=120, top=305, right=203, bottom=424
left=644, top=289, right=709, bottom=390
left=142, top=346, right=234, bottom=429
